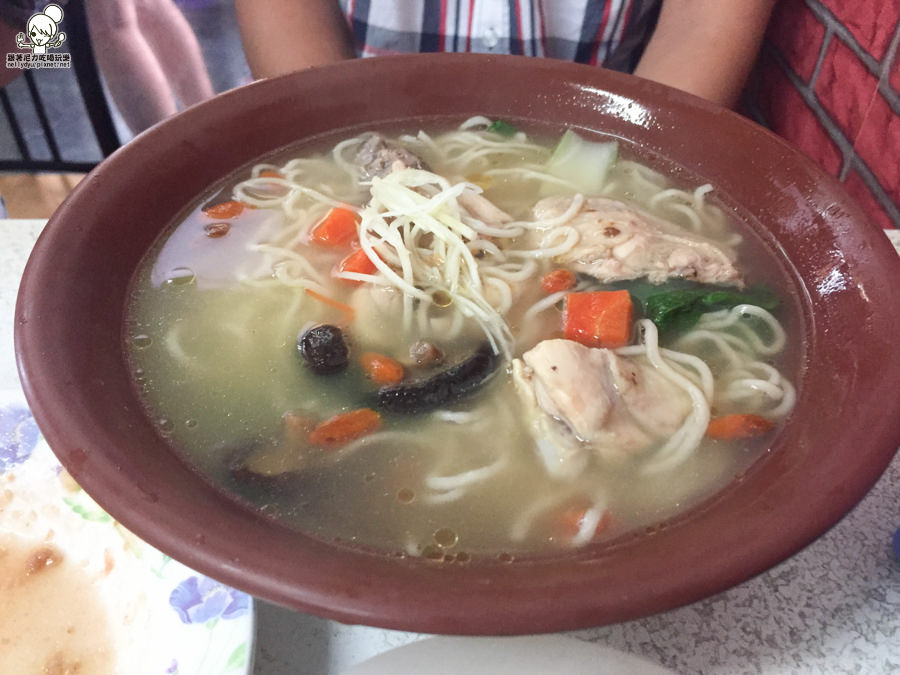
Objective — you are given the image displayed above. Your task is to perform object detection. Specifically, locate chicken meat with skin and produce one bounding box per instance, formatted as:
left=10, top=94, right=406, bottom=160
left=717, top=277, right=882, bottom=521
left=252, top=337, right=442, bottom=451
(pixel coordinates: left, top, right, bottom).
left=456, top=189, right=513, bottom=227
left=512, top=339, right=693, bottom=480
left=530, top=196, right=741, bottom=285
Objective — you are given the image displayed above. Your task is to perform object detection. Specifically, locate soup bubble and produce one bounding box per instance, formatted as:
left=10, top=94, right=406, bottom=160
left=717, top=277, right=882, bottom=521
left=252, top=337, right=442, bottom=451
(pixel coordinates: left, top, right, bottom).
left=421, top=545, right=444, bottom=560
left=433, top=527, right=458, bottom=548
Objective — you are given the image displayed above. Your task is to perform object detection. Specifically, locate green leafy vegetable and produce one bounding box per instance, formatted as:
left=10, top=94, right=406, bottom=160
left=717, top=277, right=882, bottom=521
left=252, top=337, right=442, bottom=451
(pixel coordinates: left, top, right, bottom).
left=486, top=119, right=518, bottom=136
left=545, top=129, right=618, bottom=195
left=644, top=286, right=780, bottom=335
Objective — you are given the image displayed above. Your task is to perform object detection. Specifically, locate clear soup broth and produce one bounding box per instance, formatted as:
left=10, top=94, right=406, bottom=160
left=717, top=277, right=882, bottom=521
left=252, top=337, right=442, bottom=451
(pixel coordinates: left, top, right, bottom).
left=126, top=118, right=800, bottom=561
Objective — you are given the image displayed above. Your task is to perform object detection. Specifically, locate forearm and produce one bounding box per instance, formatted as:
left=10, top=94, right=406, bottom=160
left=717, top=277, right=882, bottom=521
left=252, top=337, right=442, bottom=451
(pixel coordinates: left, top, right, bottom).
left=235, top=0, right=355, bottom=79
left=633, top=0, right=776, bottom=108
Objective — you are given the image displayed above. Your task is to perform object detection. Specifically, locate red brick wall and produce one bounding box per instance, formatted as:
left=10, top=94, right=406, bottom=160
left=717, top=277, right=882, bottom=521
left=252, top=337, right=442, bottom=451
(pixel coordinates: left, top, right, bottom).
left=743, top=0, right=900, bottom=229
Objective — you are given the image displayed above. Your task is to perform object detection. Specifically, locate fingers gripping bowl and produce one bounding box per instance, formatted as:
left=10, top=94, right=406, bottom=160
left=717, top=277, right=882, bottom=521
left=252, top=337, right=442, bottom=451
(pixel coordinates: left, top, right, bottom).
left=15, top=54, right=900, bottom=634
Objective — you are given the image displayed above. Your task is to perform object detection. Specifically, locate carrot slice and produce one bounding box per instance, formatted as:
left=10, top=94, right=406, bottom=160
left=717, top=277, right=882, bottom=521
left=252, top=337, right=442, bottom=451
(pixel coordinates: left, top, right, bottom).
left=337, top=248, right=377, bottom=283
left=706, top=414, right=774, bottom=439
left=563, top=290, right=633, bottom=348
left=558, top=504, right=614, bottom=540
left=304, top=288, right=356, bottom=323
left=259, top=169, right=283, bottom=179
left=307, top=408, right=382, bottom=448
left=360, top=352, right=406, bottom=385
left=311, top=207, right=360, bottom=246
left=202, top=200, right=245, bottom=219
left=541, top=268, right=576, bottom=294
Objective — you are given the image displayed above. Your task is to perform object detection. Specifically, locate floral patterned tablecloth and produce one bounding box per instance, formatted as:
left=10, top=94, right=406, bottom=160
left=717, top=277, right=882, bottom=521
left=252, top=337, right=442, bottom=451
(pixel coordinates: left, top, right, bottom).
left=0, top=394, right=255, bottom=675
left=0, top=222, right=255, bottom=675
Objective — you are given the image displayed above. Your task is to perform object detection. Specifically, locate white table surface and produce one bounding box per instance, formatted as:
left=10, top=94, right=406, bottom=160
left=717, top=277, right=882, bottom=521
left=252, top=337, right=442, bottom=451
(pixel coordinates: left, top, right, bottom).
left=3, top=219, right=899, bottom=675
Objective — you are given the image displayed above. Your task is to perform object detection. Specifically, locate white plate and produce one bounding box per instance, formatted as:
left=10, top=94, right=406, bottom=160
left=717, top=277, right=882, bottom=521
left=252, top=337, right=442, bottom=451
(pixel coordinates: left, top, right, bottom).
left=0, top=389, right=255, bottom=674
left=343, top=635, right=675, bottom=674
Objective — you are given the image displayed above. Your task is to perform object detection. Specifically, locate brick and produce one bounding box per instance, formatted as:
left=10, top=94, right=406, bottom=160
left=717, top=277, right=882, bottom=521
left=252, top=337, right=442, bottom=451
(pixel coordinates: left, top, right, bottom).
left=853, top=91, right=900, bottom=206
left=819, top=0, right=900, bottom=60
left=756, top=54, right=843, bottom=176
left=815, top=37, right=879, bottom=143
left=765, top=0, right=826, bottom=82
left=841, top=170, right=895, bottom=229
left=890, top=40, right=900, bottom=93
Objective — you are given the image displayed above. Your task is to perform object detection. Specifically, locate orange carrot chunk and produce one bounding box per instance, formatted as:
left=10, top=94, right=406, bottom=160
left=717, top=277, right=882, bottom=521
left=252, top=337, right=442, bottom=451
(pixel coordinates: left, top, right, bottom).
left=203, top=200, right=245, bottom=219
left=337, top=248, right=377, bottom=282
left=563, top=289, right=634, bottom=348
left=307, top=408, right=382, bottom=448
left=541, top=268, right=576, bottom=294
left=311, top=207, right=360, bottom=246
left=360, top=352, right=406, bottom=385
left=706, top=413, right=774, bottom=439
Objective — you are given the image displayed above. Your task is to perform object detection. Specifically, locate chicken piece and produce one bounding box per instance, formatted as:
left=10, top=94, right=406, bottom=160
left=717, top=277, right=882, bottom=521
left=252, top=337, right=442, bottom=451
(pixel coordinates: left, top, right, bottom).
left=512, top=339, right=692, bottom=479
left=457, top=188, right=513, bottom=227
left=531, top=196, right=741, bottom=285
left=354, top=133, right=427, bottom=181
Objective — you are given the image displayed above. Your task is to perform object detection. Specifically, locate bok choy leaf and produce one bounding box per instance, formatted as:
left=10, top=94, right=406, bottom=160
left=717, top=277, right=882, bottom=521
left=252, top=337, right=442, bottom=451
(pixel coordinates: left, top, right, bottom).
left=546, top=129, right=618, bottom=195
left=644, top=286, right=780, bottom=335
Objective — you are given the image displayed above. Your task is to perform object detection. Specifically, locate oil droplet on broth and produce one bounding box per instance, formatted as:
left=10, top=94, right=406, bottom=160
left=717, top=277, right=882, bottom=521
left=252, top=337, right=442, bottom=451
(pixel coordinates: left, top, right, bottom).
left=431, top=290, right=453, bottom=308
left=396, top=488, right=415, bottom=504
left=165, top=267, right=196, bottom=286
left=421, top=545, right=444, bottom=560
left=131, top=334, right=152, bottom=349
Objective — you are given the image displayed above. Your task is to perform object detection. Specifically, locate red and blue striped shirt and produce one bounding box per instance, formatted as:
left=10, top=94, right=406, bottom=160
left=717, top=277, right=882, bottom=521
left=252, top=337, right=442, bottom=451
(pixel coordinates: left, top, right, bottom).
left=337, top=0, right=661, bottom=72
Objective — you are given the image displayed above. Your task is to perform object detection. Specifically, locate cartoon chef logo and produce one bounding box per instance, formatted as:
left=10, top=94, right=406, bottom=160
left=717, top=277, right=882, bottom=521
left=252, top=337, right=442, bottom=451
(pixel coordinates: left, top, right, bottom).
left=16, top=4, right=66, bottom=55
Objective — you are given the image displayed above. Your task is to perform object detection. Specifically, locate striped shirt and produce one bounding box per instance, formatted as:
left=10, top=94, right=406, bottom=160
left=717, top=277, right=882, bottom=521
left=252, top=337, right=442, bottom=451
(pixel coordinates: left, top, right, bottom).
left=0, top=1, right=63, bottom=25
left=337, top=0, right=662, bottom=72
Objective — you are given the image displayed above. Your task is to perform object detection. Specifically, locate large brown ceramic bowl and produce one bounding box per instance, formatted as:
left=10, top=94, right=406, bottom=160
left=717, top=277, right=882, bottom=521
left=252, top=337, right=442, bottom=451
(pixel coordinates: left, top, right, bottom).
left=15, top=54, right=900, bottom=635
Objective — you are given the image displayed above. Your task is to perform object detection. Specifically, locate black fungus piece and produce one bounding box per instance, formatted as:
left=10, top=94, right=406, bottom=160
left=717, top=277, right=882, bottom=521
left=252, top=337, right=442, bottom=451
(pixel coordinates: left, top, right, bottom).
left=377, top=344, right=499, bottom=414
left=298, top=324, right=350, bottom=375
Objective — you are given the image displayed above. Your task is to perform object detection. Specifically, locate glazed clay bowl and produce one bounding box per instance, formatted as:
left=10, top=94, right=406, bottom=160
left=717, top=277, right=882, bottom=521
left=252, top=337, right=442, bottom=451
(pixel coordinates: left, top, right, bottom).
left=15, top=54, right=900, bottom=635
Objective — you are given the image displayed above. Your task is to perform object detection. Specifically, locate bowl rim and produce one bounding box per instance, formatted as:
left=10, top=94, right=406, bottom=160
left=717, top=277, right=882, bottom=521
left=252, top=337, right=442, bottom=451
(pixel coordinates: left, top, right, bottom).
left=15, top=53, right=900, bottom=635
